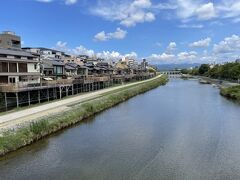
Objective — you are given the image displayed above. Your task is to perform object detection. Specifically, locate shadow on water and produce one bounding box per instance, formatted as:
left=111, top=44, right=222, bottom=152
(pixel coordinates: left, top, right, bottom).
left=0, top=115, right=99, bottom=162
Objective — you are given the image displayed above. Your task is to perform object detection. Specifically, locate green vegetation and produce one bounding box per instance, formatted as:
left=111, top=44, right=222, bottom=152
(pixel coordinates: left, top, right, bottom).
left=0, top=75, right=168, bottom=156
left=198, top=64, right=210, bottom=75
left=208, top=63, right=240, bottom=81
left=182, top=61, right=240, bottom=82
left=220, top=85, right=240, bottom=102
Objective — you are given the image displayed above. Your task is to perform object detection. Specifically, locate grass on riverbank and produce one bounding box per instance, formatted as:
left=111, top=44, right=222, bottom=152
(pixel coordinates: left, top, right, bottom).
left=220, top=85, right=240, bottom=102
left=0, top=75, right=168, bottom=156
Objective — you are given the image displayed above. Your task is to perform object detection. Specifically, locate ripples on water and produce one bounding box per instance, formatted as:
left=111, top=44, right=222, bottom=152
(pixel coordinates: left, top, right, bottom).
left=0, top=79, right=240, bottom=180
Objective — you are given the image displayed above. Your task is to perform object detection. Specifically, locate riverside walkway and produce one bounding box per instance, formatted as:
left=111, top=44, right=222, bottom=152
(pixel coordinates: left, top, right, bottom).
left=0, top=75, right=161, bottom=131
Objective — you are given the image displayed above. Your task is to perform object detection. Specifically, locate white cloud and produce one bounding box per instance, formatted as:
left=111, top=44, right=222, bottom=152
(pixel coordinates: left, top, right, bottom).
left=94, top=28, right=127, bottom=41
left=65, top=0, right=77, bottom=5
left=94, top=31, right=108, bottom=41
left=96, top=51, right=138, bottom=60
left=148, top=50, right=197, bottom=63
left=189, top=37, right=211, bottom=48
left=56, top=41, right=67, bottom=48
left=195, top=2, right=216, bottom=20
left=176, top=1, right=217, bottom=21
left=72, top=45, right=95, bottom=57
left=53, top=41, right=137, bottom=61
left=166, top=42, right=177, bottom=52
left=218, top=1, right=240, bottom=18
left=149, top=53, right=175, bottom=61
left=177, top=51, right=198, bottom=60
left=90, top=0, right=155, bottom=27
left=108, top=28, right=127, bottom=39
left=175, top=0, right=240, bottom=24
left=213, top=34, right=240, bottom=54
left=178, top=24, right=203, bottom=28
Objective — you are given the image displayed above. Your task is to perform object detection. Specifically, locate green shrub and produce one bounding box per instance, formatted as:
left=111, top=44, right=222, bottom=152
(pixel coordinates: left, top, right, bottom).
left=220, top=85, right=240, bottom=102
left=0, top=75, right=168, bottom=156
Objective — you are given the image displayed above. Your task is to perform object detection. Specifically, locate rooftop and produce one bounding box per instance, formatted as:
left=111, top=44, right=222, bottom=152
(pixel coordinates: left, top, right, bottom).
left=0, top=48, right=35, bottom=58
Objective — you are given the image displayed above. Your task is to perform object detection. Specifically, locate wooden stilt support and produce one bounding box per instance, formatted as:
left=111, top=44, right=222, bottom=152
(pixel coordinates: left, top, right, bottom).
left=72, top=85, right=74, bottom=95
left=59, top=87, right=62, bottom=99
left=28, top=91, right=31, bottom=106
left=54, top=87, right=57, bottom=99
left=4, top=92, right=7, bottom=111
left=38, top=90, right=41, bottom=103
left=47, top=88, right=50, bottom=101
left=16, top=92, right=19, bottom=108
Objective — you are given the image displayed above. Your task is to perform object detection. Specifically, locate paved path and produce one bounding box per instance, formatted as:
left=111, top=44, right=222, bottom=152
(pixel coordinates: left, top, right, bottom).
left=0, top=76, right=161, bottom=131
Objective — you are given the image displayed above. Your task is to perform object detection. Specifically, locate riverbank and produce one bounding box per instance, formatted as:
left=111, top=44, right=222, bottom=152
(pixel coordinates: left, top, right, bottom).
left=0, top=75, right=168, bottom=157
left=184, top=75, right=240, bottom=103
left=197, top=76, right=239, bottom=88
left=220, top=85, right=240, bottom=102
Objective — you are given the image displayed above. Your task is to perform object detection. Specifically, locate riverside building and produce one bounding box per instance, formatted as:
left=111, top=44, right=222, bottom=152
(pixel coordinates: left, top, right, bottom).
left=0, top=31, right=155, bottom=112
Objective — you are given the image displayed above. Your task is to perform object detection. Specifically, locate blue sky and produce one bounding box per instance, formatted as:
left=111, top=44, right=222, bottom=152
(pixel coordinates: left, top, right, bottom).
left=0, top=0, right=240, bottom=64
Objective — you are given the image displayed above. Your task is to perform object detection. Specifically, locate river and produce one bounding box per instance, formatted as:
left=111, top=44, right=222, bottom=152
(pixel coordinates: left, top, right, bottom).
left=0, top=79, right=240, bottom=180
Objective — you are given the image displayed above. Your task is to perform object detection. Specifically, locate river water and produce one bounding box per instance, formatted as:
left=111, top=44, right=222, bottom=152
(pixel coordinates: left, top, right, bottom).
left=0, top=79, right=240, bottom=180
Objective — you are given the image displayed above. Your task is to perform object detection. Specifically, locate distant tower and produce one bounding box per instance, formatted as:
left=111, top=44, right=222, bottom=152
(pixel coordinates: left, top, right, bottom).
left=0, top=31, right=21, bottom=49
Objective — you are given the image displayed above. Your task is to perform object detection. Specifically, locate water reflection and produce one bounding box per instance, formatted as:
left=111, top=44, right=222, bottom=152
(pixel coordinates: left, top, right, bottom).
left=0, top=79, right=240, bottom=180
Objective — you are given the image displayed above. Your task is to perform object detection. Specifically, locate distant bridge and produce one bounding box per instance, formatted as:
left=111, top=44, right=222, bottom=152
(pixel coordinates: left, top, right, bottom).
left=160, top=70, right=182, bottom=78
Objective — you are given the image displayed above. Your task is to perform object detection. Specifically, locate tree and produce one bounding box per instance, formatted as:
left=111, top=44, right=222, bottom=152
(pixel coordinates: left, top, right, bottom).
left=198, top=64, right=210, bottom=75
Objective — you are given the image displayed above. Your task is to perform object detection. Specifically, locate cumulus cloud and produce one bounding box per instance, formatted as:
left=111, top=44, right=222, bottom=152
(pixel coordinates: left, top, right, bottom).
left=218, top=1, right=240, bottom=21
left=90, top=0, right=155, bottom=27
left=213, top=34, right=240, bottom=54
left=166, top=42, right=177, bottom=52
left=148, top=50, right=198, bottom=63
left=53, top=41, right=137, bottom=61
left=195, top=2, right=216, bottom=20
left=94, top=28, right=127, bottom=41
left=175, top=0, right=217, bottom=21
left=189, top=37, right=211, bottom=48
left=149, top=53, right=175, bottom=61
left=177, top=51, right=198, bottom=60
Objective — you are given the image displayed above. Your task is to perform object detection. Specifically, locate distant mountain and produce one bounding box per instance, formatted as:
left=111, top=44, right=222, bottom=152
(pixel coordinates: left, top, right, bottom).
left=154, top=63, right=201, bottom=71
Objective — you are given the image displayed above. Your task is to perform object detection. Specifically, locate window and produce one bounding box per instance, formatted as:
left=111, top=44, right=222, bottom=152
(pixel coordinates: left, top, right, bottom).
left=11, top=40, right=20, bottom=47
left=19, top=76, right=27, bottom=82
left=9, top=63, right=17, bottom=72
left=53, top=66, right=63, bottom=74
left=0, top=54, right=7, bottom=58
left=0, top=76, right=8, bottom=83
left=56, top=66, right=63, bottom=74
left=9, top=77, right=16, bottom=83
left=19, top=63, right=27, bottom=72
left=0, top=62, right=8, bottom=72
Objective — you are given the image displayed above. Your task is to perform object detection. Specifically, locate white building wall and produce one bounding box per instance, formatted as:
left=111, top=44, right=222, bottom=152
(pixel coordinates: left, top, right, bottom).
left=27, top=63, right=38, bottom=73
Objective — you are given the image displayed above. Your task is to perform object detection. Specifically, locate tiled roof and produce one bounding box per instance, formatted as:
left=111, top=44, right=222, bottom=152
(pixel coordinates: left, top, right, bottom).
left=0, top=48, right=35, bottom=57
